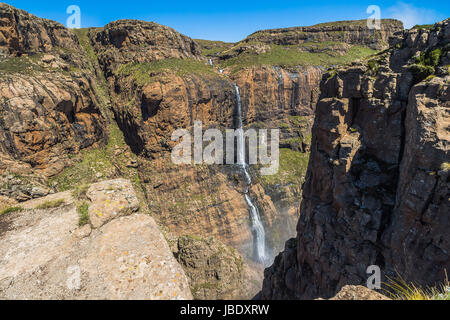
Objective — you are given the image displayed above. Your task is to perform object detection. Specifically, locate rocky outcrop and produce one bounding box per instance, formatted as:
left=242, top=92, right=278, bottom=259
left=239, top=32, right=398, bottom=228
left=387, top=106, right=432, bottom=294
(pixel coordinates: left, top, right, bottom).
left=0, top=3, right=79, bottom=56
left=233, top=65, right=323, bottom=121
left=245, top=19, right=403, bottom=50
left=111, top=71, right=235, bottom=157
left=261, top=19, right=449, bottom=300
left=0, top=179, right=192, bottom=300
left=0, top=4, right=107, bottom=187
left=174, top=235, right=263, bottom=300
left=328, top=286, right=390, bottom=300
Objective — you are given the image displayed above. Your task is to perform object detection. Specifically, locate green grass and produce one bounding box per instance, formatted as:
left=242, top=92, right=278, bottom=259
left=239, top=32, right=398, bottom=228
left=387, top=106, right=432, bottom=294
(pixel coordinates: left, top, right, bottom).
left=409, top=48, right=446, bottom=83
left=72, top=184, right=90, bottom=200
left=77, top=202, right=90, bottom=227
left=72, top=29, right=99, bottom=67
left=35, top=199, right=65, bottom=210
left=384, top=274, right=450, bottom=300
left=220, top=44, right=377, bottom=72
left=260, top=148, right=310, bottom=187
left=312, top=19, right=400, bottom=28
left=49, top=123, right=138, bottom=191
left=0, top=206, right=24, bottom=216
left=195, top=39, right=235, bottom=56
left=116, top=58, right=222, bottom=85
left=441, top=162, right=450, bottom=172
left=367, top=59, right=381, bottom=75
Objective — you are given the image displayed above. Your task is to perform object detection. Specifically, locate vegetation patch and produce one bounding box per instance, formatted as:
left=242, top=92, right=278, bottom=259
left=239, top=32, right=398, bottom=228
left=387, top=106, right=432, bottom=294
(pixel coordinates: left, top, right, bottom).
left=35, top=199, right=65, bottom=210
left=49, top=123, right=140, bottom=191
left=116, top=59, right=222, bottom=85
left=77, top=202, right=90, bottom=227
left=260, top=148, right=309, bottom=187
left=0, top=206, right=23, bottom=216
left=412, top=24, right=435, bottom=31
left=195, top=39, right=235, bottom=56
left=72, top=184, right=90, bottom=200
left=220, top=44, right=377, bottom=72
left=384, top=274, right=450, bottom=300
left=72, top=28, right=113, bottom=118
left=0, top=54, right=45, bottom=75
left=367, top=59, right=380, bottom=75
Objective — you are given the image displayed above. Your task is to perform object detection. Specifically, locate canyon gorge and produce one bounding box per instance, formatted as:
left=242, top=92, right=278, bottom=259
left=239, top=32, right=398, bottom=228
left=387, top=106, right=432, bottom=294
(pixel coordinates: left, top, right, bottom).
left=0, top=2, right=448, bottom=300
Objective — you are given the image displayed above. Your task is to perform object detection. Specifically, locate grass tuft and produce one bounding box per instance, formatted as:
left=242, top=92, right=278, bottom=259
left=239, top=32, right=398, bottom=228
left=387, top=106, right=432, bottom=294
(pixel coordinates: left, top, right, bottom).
left=384, top=272, right=450, bottom=300
left=440, top=162, right=450, bottom=172
left=35, top=199, right=65, bottom=210
left=260, top=148, right=310, bottom=187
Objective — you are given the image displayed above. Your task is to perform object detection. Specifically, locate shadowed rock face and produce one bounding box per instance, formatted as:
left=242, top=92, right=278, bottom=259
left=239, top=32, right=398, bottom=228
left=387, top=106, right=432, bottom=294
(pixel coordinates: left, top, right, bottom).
left=260, top=19, right=449, bottom=300
left=0, top=4, right=107, bottom=183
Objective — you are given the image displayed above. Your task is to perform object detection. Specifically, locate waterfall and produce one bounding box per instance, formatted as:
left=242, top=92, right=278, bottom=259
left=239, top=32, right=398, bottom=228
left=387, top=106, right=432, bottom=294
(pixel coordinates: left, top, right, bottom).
left=274, top=67, right=285, bottom=110
left=209, top=59, right=213, bottom=66
left=234, top=84, right=267, bottom=264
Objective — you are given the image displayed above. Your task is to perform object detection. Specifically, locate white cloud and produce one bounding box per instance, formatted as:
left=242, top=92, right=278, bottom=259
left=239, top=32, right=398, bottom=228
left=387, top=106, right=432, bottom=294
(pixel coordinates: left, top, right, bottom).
left=386, top=2, right=443, bottom=29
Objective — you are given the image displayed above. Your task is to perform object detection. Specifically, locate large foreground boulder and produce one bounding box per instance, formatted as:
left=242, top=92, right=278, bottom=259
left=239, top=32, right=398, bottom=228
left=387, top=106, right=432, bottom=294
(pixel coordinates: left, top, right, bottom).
left=0, top=179, right=193, bottom=300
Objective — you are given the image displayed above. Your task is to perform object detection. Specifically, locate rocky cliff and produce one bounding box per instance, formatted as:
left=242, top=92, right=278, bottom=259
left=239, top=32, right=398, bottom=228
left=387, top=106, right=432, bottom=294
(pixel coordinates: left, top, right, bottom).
left=0, top=4, right=107, bottom=195
left=245, top=19, right=403, bottom=50
left=0, top=179, right=192, bottom=300
left=0, top=3, right=412, bottom=300
left=260, top=19, right=449, bottom=300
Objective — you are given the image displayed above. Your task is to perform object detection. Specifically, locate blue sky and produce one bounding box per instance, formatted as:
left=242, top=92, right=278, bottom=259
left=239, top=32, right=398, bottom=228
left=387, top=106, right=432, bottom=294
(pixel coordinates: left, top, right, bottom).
left=6, top=1, right=449, bottom=42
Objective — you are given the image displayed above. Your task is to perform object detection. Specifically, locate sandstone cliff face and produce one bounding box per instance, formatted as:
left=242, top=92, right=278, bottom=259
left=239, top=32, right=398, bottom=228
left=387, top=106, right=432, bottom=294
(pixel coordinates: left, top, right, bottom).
left=245, top=19, right=404, bottom=50
left=260, top=20, right=449, bottom=300
left=173, top=235, right=263, bottom=300
left=91, top=20, right=202, bottom=77
left=0, top=4, right=107, bottom=190
left=233, top=65, right=323, bottom=122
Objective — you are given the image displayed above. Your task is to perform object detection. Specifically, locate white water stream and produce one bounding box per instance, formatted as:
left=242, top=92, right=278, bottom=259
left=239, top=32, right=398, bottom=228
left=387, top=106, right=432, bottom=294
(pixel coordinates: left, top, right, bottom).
left=234, top=84, right=267, bottom=264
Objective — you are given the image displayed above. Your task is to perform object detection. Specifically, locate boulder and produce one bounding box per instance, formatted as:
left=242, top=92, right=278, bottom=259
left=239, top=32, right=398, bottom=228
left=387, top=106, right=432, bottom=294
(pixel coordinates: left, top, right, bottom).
left=0, top=179, right=193, bottom=300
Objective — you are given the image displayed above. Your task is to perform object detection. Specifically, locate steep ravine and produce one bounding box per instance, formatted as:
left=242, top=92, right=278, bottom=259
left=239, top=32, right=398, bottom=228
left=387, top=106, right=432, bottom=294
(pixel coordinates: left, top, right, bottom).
left=260, top=19, right=449, bottom=300
left=0, top=3, right=409, bottom=300
left=87, top=20, right=321, bottom=265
